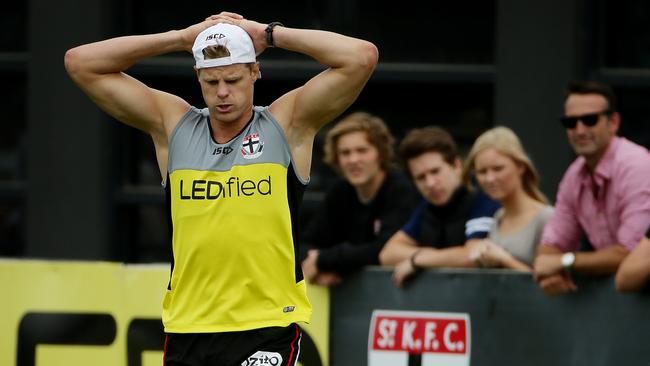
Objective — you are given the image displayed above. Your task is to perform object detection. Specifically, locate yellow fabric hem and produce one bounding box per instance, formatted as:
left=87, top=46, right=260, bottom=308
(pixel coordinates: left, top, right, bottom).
left=163, top=312, right=312, bottom=334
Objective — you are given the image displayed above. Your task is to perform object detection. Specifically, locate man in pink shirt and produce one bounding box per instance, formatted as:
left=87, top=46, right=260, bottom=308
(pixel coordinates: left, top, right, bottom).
left=533, top=81, right=650, bottom=295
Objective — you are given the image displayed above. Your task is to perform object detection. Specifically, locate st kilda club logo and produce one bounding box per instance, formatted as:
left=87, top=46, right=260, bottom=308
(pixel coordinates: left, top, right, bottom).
left=241, top=133, right=264, bottom=160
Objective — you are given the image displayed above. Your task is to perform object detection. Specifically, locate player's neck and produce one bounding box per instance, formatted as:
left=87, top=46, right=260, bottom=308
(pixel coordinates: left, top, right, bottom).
left=210, top=110, right=254, bottom=144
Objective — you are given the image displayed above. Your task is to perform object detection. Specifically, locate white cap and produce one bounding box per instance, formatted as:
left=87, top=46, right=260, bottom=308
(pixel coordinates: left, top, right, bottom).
left=192, top=23, right=256, bottom=69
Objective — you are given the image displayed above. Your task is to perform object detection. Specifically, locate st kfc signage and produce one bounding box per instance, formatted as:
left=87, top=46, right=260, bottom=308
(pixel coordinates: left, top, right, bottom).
left=368, top=310, right=471, bottom=366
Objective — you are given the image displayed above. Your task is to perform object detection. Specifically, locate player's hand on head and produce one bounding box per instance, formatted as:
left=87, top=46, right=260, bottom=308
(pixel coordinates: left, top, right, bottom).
left=180, top=18, right=220, bottom=51
left=227, top=18, right=268, bottom=55
left=206, top=11, right=244, bottom=21
left=181, top=12, right=246, bottom=52
left=199, top=14, right=269, bottom=56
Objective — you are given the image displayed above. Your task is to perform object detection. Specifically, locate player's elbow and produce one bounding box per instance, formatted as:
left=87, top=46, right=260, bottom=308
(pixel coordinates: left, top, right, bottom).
left=342, top=40, right=378, bottom=77
left=64, top=46, right=93, bottom=83
left=64, top=47, right=79, bottom=72
left=356, top=41, right=379, bottom=72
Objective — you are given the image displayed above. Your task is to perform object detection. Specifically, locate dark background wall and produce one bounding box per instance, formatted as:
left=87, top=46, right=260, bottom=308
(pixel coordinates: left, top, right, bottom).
left=1, top=0, right=649, bottom=261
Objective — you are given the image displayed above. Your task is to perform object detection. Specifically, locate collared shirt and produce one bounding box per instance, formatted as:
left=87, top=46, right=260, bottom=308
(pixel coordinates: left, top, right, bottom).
left=542, top=136, right=650, bottom=252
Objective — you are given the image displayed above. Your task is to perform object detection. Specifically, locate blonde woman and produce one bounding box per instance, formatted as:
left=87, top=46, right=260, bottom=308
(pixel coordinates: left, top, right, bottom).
left=463, top=126, right=553, bottom=271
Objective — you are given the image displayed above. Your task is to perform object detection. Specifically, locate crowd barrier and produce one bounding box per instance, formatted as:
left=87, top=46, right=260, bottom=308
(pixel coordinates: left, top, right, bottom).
left=330, top=267, right=650, bottom=366
left=3, top=260, right=649, bottom=366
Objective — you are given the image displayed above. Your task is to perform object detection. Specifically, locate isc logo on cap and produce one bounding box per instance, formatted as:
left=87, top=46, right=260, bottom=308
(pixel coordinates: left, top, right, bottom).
left=205, top=33, right=226, bottom=41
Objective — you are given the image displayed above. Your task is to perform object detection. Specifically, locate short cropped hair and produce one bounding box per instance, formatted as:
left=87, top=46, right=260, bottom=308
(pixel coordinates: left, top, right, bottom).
left=565, top=80, right=618, bottom=112
left=398, top=126, right=459, bottom=173
left=199, top=45, right=255, bottom=72
left=323, top=112, right=395, bottom=171
left=203, top=45, right=231, bottom=59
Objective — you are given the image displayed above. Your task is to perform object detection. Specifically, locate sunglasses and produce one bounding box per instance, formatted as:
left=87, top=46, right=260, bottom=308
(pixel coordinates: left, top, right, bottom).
left=559, top=110, right=611, bottom=129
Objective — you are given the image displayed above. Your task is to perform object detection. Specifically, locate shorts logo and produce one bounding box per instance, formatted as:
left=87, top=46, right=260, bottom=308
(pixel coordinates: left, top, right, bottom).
left=241, top=133, right=264, bottom=160
left=241, top=351, right=283, bottom=366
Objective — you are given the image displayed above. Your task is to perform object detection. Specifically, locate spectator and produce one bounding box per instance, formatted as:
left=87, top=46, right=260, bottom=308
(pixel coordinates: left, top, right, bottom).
left=301, top=112, right=419, bottom=286
left=534, top=81, right=650, bottom=295
left=615, top=227, right=650, bottom=292
left=379, top=126, right=499, bottom=286
left=462, top=126, right=553, bottom=271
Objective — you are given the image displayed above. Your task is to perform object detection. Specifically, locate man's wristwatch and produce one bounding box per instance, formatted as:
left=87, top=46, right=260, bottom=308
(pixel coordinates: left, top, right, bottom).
left=561, top=252, right=576, bottom=269
left=265, top=22, right=284, bottom=48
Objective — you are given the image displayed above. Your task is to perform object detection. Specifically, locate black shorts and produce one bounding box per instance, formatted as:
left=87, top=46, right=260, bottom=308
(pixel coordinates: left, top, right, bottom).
left=164, top=323, right=302, bottom=366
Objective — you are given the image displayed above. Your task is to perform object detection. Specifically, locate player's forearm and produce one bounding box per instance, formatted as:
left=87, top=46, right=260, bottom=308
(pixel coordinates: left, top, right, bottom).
left=273, top=27, right=378, bottom=73
left=65, top=31, right=186, bottom=79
